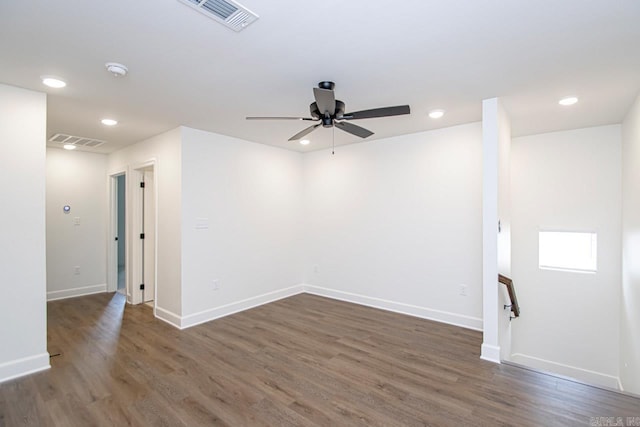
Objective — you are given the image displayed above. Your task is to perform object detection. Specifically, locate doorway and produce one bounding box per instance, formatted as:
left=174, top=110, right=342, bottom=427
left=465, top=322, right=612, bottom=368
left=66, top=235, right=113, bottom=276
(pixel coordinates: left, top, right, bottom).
left=108, top=164, right=157, bottom=308
left=116, top=174, right=126, bottom=294
left=108, top=171, right=129, bottom=299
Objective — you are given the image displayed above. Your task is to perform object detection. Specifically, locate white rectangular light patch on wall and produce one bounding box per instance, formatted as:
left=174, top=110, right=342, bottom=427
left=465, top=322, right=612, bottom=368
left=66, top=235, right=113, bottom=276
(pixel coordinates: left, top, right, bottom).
left=539, top=230, right=597, bottom=273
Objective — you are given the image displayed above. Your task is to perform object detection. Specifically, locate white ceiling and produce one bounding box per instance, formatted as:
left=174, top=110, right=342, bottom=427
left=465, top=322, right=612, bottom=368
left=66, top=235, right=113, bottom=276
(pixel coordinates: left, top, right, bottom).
left=1, top=0, right=639, bottom=153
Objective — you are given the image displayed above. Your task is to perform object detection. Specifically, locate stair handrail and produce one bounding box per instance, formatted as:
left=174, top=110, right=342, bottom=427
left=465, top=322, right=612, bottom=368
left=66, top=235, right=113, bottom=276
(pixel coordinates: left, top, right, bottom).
left=498, top=274, right=520, bottom=318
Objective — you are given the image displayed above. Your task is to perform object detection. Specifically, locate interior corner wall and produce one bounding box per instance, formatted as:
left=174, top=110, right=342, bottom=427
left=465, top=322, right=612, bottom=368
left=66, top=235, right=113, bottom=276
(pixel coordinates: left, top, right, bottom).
left=510, top=125, right=622, bottom=389
left=303, top=123, right=483, bottom=331
left=107, top=127, right=182, bottom=319
left=0, top=83, right=49, bottom=382
left=46, top=148, right=107, bottom=300
left=179, top=127, right=304, bottom=328
left=621, top=93, right=640, bottom=394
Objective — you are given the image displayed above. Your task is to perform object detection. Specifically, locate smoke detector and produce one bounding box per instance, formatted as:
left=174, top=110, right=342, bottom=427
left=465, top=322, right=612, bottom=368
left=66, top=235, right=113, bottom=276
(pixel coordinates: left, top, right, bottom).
left=105, top=62, right=128, bottom=77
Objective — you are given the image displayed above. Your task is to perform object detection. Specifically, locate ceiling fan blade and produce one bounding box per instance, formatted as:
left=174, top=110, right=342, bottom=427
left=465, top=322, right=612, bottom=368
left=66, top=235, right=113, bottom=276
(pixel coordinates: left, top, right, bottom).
left=288, top=123, right=321, bottom=141
left=313, top=88, right=336, bottom=116
left=343, top=105, right=410, bottom=120
left=246, top=116, right=316, bottom=121
left=335, top=121, right=374, bottom=139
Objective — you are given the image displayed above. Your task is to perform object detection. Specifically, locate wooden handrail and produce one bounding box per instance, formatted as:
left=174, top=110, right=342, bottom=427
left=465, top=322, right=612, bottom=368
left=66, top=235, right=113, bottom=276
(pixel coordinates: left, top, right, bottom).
left=498, top=274, right=520, bottom=318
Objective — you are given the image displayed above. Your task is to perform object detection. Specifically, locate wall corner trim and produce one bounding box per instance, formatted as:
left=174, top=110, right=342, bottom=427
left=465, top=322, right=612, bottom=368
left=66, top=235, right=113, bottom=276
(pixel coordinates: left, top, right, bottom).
left=0, top=352, right=50, bottom=384
left=155, top=306, right=184, bottom=329
left=480, top=343, right=501, bottom=363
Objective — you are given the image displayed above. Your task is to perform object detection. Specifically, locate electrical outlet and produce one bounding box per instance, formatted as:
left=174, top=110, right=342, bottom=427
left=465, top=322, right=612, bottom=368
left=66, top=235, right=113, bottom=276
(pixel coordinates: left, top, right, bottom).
left=212, top=280, right=219, bottom=291
left=459, top=284, right=467, bottom=296
left=74, top=266, right=80, bottom=275
left=73, top=217, right=81, bottom=225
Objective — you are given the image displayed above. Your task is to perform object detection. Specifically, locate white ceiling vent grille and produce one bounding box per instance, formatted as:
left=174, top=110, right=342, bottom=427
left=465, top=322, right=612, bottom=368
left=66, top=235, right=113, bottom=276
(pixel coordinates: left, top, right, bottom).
left=49, top=133, right=107, bottom=148
left=179, top=0, right=259, bottom=31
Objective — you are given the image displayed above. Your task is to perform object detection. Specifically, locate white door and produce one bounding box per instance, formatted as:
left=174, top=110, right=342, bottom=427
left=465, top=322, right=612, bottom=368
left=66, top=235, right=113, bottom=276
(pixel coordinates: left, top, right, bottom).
left=142, top=169, right=156, bottom=304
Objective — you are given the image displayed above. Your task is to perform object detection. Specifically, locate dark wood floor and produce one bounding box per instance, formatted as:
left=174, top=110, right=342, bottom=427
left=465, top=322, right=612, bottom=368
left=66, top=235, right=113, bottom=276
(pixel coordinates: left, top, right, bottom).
left=1, top=293, right=638, bottom=426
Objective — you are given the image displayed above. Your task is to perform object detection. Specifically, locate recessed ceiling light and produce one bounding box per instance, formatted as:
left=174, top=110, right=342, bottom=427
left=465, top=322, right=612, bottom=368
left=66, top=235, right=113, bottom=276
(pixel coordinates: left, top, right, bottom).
left=101, top=118, right=118, bottom=126
left=63, top=144, right=76, bottom=150
left=300, top=139, right=310, bottom=145
left=559, top=96, right=578, bottom=106
left=429, top=110, right=445, bottom=119
left=41, top=76, right=66, bottom=88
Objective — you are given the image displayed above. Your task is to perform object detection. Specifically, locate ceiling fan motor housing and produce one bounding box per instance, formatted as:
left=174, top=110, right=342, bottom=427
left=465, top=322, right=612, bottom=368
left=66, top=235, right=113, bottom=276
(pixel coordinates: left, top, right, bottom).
left=318, top=81, right=335, bottom=90
left=310, top=100, right=346, bottom=126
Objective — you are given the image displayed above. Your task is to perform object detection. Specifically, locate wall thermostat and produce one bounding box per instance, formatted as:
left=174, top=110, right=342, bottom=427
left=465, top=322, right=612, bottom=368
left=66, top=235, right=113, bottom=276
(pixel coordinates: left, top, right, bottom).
left=63, top=205, right=71, bottom=214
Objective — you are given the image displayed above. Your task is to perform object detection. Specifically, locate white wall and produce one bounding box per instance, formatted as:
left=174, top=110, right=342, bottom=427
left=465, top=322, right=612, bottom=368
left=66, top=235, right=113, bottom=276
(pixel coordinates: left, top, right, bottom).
left=303, top=123, right=483, bottom=330
left=108, top=128, right=182, bottom=318
left=179, top=127, right=304, bottom=327
left=621, top=93, right=640, bottom=394
left=46, top=148, right=108, bottom=300
left=510, top=125, right=622, bottom=388
left=0, top=84, right=49, bottom=382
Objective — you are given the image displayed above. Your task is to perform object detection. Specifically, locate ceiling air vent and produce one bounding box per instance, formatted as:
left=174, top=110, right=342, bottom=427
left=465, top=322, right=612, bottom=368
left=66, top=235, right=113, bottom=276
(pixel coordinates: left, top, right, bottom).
left=49, top=133, right=106, bottom=148
left=178, top=0, right=259, bottom=31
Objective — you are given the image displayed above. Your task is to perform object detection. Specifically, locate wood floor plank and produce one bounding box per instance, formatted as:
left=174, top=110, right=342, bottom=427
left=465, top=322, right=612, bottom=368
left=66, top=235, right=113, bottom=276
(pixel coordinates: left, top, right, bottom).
left=1, top=292, right=638, bottom=426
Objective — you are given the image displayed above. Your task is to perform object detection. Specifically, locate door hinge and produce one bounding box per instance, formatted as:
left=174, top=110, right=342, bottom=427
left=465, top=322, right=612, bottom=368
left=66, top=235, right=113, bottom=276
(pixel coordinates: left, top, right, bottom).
left=140, top=182, right=145, bottom=188
left=139, top=284, right=145, bottom=290
left=140, top=233, right=145, bottom=239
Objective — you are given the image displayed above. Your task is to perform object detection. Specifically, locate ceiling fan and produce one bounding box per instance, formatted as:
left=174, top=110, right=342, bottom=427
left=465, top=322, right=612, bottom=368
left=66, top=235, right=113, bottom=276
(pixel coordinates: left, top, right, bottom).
left=246, top=81, right=411, bottom=141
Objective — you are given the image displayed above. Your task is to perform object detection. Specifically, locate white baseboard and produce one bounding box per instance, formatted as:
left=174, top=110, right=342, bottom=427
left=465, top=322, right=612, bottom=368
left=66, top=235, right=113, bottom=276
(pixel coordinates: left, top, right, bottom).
left=47, top=283, right=106, bottom=301
left=181, top=285, right=305, bottom=329
left=480, top=343, right=501, bottom=363
left=302, top=285, right=483, bottom=331
left=155, top=285, right=306, bottom=330
left=152, top=284, right=483, bottom=335
left=510, top=353, right=621, bottom=390
left=0, top=352, right=50, bottom=384
left=155, top=305, right=182, bottom=329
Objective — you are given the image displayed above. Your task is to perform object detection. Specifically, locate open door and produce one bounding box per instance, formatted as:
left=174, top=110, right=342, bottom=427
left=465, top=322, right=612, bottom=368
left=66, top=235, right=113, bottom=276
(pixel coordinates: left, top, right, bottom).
left=128, top=162, right=157, bottom=307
